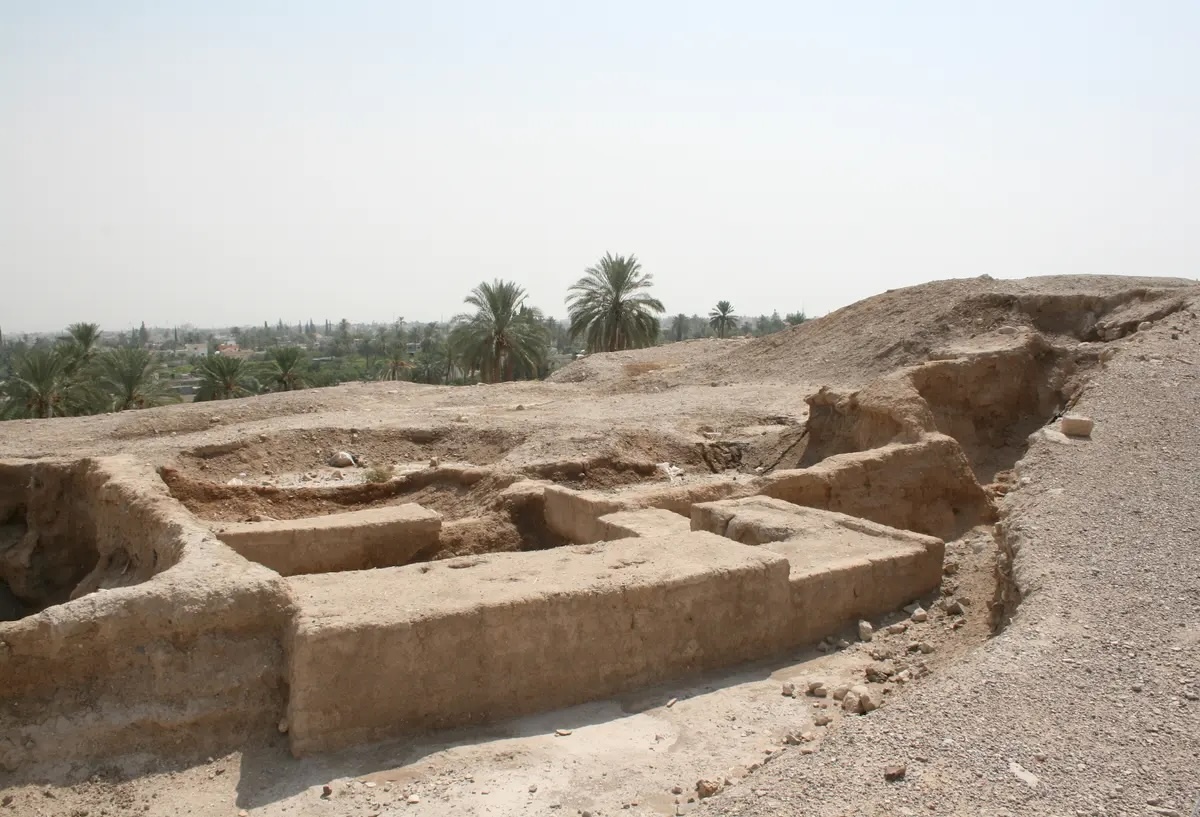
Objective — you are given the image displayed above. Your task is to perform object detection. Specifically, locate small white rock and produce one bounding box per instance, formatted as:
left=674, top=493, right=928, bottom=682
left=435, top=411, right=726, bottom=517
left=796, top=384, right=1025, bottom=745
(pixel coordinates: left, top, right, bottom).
left=857, top=620, right=874, bottom=642
left=910, top=607, right=928, bottom=623
left=407, top=794, right=421, bottom=804
left=1008, top=760, right=1040, bottom=788
left=328, top=451, right=355, bottom=468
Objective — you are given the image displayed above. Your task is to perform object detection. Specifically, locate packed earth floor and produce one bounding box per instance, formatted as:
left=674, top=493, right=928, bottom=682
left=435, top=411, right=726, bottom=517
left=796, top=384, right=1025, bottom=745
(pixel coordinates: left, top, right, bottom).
left=1, top=275, right=1198, bottom=817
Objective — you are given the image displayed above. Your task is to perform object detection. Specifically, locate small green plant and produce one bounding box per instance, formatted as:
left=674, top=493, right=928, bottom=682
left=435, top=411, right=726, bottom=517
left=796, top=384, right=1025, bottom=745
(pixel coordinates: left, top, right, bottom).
left=362, top=463, right=394, bottom=483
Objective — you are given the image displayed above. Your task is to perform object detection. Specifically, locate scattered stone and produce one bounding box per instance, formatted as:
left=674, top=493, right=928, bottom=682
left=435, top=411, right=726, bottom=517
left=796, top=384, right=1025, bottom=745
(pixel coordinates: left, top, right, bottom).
left=814, top=714, right=833, bottom=726
left=842, top=687, right=863, bottom=714
left=886, top=623, right=908, bottom=635
left=0, top=795, right=11, bottom=806
left=943, top=560, right=959, bottom=576
left=226, top=478, right=245, bottom=487
left=1037, top=428, right=1073, bottom=445
left=529, top=784, right=538, bottom=793
left=1138, top=321, right=1153, bottom=331
left=1100, top=346, right=1117, bottom=362
left=277, top=718, right=289, bottom=733
left=696, top=779, right=721, bottom=799
left=1060, top=415, right=1094, bottom=437
left=997, top=326, right=1017, bottom=335
left=666, top=697, right=678, bottom=708
left=918, top=642, right=936, bottom=654
left=671, top=785, right=683, bottom=795
left=858, top=620, right=874, bottom=642
left=321, top=785, right=333, bottom=798
left=1008, top=760, right=1040, bottom=788
left=429, top=457, right=440, bottom=468
left=831, top=685, right=851, bottom=701
left=781, top=682, right=796, bottom=697
left=884, top=764, right=907, bottom=781
left=1183, top=689, right=1198, bottom=701
left=865, top=663, right=894, bottom=682
left=911, top=607, right=928, bottom=623
left=554, top=729, right=573, bottom=736
left=944, top=599, right=965, bottom=615
left=1132, top=683, right=1144, bottom=692
left=835, top=639, right=851, bottom=649
left=328, top=451, right=355, bottom=468
left=407, top=794, right=421, bottom=804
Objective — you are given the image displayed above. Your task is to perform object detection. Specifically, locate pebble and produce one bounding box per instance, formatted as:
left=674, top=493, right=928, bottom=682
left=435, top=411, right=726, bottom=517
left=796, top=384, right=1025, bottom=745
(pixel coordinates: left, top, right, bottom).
left=858, top=620, right=874, bottom=642
left=884, top=764, right=907, bottom=781
left=887, top=623, right=908, bottom=634
left=781, top=682, right=796, bottom=697
left=807, top=681, right=828, bottom=697
left=911, top=607, right=928, bottom=623
left=407, top=794, right=421, bottom=804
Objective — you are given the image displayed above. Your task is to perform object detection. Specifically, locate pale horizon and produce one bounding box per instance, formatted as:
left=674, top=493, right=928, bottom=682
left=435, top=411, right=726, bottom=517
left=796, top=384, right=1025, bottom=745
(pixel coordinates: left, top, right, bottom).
left=3, top=2, right=1199, bottom=335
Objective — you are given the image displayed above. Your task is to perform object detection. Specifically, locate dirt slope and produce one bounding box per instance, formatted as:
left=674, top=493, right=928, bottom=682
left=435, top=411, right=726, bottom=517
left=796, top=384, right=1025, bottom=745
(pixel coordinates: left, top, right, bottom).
left=667, top=274, right=1198, bottom=387
left=707, top=300, right=1200, bottom=815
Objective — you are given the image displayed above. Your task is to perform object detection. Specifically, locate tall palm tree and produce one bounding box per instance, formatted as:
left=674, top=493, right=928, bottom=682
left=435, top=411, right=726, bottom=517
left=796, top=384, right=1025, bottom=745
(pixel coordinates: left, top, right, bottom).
left=566, top=253, right=665, bottom=353
left=264, top=346, right=308, bottom=391
left=195, top=354, right=257, bottom=401
left=58, top=322, right=102, bottom=374
left=94, top=348, right=180, bottom=411
left=448, top=280, right=549, bottom=383
left=709, top=301, right=738, bottom=339
left=0, top=347, right=84, bottom=419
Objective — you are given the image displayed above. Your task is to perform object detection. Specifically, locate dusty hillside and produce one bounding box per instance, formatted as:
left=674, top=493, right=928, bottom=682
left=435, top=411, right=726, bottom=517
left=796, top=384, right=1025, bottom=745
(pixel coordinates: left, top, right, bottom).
left=664, top=274, right=1198, bottom=387
left=547, top=337, right=746, bottom=390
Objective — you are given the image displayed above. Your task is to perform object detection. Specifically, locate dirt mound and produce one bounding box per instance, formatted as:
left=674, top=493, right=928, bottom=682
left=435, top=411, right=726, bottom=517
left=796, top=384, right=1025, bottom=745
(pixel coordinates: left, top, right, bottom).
left=667, top=275, right=1197, bottom=387
left=548, top=338, right=745, bottom=389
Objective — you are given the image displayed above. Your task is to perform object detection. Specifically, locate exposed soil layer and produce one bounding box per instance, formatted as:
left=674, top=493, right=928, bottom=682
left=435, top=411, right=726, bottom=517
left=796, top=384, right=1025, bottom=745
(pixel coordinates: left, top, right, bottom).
left=0, top=461, right=101, bottom=618
left=161, top=464, right=522, bottom=523
left=795, top=334, right=1096, bottom=483
left=176, top=426, right=528, bottom=482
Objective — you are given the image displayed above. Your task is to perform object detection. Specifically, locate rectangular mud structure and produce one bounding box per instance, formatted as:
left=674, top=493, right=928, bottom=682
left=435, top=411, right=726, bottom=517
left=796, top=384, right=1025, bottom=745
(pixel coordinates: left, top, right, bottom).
left=2, top=452, right=946, bottom=767
left=284, top=532, right=792, bottom=755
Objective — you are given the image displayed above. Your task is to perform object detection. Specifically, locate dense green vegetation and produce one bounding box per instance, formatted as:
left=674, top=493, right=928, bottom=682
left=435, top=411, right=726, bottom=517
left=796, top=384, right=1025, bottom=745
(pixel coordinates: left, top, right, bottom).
left=0, top=253, right=808, bottom=419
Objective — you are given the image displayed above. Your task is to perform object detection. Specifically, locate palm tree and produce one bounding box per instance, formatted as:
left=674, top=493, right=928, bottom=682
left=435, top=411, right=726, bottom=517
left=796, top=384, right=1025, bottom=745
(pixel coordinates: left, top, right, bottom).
left=709, top=301, right=738, bottom=339
left=195, top=354, right=257, bottom=401
left=94, top=348, right=180, bottom=411
left=264, top=346, right=308, bottom=391
left=448, top=280, right=549, bottom=383
left=58, top=322, right=102, bottom=374
left=0, top=347, right=83, bottom=419
left=565, top=252, right=665, bottom=353
left=671, top=313, right=689, bottom=342
left=377, top=346, right=412, bottom=381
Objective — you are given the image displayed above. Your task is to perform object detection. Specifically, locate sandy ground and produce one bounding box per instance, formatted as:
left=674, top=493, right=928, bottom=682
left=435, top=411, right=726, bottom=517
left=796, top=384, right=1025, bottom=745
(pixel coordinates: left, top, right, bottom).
left=2, top=275, right=1199, bottom=816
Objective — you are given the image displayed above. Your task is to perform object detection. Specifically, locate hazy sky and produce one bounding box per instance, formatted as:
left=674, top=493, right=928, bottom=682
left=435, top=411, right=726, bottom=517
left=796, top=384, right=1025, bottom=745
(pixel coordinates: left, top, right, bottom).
left=3, top=2, right=1198, bottom=333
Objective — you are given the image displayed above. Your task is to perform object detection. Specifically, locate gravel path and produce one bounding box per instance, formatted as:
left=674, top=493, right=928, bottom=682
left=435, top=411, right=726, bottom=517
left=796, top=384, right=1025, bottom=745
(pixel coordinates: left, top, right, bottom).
left=705, top=310, right=1200, bottom=815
